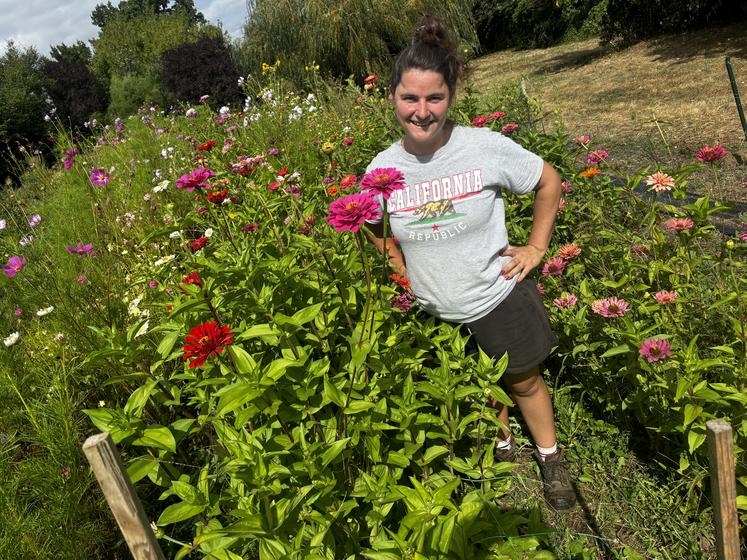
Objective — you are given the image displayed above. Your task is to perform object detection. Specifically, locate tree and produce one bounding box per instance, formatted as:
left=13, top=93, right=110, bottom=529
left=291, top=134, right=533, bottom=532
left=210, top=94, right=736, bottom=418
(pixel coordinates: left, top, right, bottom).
left=44, top=43, right=109, bottom=128
left=238, top=0, right=478, bottom=84
left=160, top=36, right=243, bottom=106
left=92, top=0, right=203, bottom=29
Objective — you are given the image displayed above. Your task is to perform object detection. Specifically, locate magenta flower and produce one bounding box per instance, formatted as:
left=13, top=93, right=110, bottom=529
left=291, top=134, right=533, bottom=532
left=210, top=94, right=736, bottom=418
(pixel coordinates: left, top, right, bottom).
left=77, top=275, right=87, bottom=285
left=740, top=223, right=747, bottom=243
left=586, top=149, right=609, bottom=165
left=591, top=297, right=630, bottom=318
left=90, top=168, right=110, bottom=187
left=501, top=123, right=519, bottom=134
left=14, top=308, right=22, bottom=317
left=176, top=168, right=215, bottom=192
left=631, top=244, right=648, bottom=256
left=471, top=115, right=489, bottom=127
left=360, top=167, right=406, bottom=201
left=390, top=292, right=414, bottom=311
left=695, top=144, right=727, bottom=163
left=654, top=290, right=677, bottom=304
left=326, top=192, right=381, bottom=233
left=561, top=180, right=573, bottom=193
left=665, top=218, right=695, bottom=232
left=3, top=256, right=26, bottom=278
left=639, top=338, right=672, bottom=363
left=66, top=242, right=93, bottom=256
left=541, top=256, right=566, bottom=277
left=28, top=214, right=42, bottom=228
left=553, top=293, right=578, bottom=309
left=243, top=223, right=259, bottom=234
left=536, top=282, right=546, bottom=296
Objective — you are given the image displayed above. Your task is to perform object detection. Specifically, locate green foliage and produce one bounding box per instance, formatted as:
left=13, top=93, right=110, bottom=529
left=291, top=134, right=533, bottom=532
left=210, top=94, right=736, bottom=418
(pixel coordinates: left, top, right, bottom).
left=160, top=36, right=243, bottom=106
left=44, top=57, right=109, bottom=129
left=108, top=73, right=163, bottom=116
left=91, top=0, right=205, bottom=29
left=238, top=0, right=479, bottom=86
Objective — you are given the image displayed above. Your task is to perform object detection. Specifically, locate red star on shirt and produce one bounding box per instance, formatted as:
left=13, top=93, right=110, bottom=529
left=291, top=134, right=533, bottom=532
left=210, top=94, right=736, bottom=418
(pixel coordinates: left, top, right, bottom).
left=432, top=224, right=439, bottom=231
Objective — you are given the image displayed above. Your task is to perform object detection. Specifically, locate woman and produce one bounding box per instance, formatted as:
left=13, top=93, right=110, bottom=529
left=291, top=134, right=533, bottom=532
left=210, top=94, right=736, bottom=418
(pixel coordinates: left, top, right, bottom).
left=364, top=15, right=575, bottom=510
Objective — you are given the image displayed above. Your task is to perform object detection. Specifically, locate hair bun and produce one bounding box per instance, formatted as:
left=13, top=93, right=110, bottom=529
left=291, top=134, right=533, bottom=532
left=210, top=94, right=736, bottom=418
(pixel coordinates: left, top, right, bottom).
left=413, top=15, right=451, bottom=50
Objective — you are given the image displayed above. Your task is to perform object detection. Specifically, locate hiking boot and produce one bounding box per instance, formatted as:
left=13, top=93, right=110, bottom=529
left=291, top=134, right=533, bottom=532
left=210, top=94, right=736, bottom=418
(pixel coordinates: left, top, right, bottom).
left=534, top=448, right=576, bottom=510
left=494, top=442, right=517, bottom=463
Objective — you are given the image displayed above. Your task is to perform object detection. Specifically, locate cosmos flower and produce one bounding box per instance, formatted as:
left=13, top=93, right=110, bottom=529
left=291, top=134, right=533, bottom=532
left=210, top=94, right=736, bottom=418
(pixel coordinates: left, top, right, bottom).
left=90, top=168, right=111, bottom=187
left=3, top=256, right=26, bottom=278
left=66, top=242, right=93, bottom=256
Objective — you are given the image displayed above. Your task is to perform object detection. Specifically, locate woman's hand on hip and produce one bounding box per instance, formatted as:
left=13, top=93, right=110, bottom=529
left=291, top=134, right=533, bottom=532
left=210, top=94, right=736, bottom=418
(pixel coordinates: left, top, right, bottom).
left=500, top=244, right=545, bottom=283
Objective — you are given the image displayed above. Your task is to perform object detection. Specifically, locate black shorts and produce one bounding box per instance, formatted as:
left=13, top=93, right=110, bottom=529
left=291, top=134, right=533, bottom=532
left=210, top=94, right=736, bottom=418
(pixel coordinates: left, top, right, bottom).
left=461, top=279, right=557, bottom=375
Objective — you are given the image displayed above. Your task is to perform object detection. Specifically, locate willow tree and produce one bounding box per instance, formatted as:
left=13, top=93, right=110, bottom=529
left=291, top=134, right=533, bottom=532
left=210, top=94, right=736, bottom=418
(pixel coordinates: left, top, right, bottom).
left=239, top=0, right=478, bottom=84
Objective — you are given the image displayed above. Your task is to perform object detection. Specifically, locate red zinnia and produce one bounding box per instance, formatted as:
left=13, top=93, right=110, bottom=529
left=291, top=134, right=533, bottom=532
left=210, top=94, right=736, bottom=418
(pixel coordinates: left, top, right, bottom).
left=471, top=115, right=489, bottom=127
left=191, top=237, right=208, bottom=251
left=207, top=189, right=228, bottom=205
left=198, top=140, right=217, bottom=151
left=182, top=321, right=234, bottom=368
left=389, top=273, right=411, bottom=290
left=182, top=272, right=202, bottom=287
left=341, top=175, right=358, bottom=189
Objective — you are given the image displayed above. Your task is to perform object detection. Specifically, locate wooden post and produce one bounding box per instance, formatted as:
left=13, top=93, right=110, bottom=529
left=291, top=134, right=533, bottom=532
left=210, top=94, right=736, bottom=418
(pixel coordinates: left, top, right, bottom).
left=83, top=433, right=166, bottom=560
left=706, top=419, right=740, bottom=560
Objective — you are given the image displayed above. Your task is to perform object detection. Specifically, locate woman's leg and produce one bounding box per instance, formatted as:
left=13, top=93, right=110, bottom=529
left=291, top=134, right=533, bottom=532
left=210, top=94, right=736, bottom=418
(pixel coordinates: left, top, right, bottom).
left=503, top=366, right=556, bottom=448
left=495, top=402, right=511, bottom=441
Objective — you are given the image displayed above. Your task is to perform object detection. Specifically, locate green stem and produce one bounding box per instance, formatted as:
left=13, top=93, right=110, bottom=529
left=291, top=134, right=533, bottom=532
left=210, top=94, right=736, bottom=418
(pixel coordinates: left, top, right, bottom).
left=355, top=231, right=374, bottom=347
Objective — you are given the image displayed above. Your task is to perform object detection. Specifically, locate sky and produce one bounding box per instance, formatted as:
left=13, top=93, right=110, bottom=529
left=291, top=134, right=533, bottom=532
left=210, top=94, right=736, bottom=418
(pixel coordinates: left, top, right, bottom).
left=0, top=0, right=249, bottom=56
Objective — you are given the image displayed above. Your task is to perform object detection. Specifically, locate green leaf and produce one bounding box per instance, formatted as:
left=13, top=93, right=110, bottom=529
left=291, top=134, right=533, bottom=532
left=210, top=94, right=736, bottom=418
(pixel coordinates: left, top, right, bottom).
left=687, top=430, right=706, bottom=454
left=323, top=378, right=345, bottom=408
left=133, top=426, right=176, bottom=453
left=422, top=445, right=449, bottom=464
left=227, top=345, right=256, bottom=375
left=321, top=438, right=350, bottom=467
left=683, top=404, right=702, bottom=427
left=123, top=378, right=158, bottom=417
left=344, top=400, right=375, bottom=414
left=215, top=382, right=263, bottom=417
left=127, top=457, right=158, bottom=483
left=736, top=495, right=747, bottom=511
left=600, top=344, right=631, bottom=358
left=157, top=501, right=206, bottom=526
left=292, top=302, right=325, bottom=325
left=236, top=323, right=281, bottom=342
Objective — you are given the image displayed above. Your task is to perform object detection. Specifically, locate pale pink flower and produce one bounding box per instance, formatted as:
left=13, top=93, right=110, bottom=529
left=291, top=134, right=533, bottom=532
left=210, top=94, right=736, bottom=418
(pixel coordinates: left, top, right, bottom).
left=553, top=293, right=578, bottom=309
left=665, top=218, right=695, bottom=232
left=561, top=180, right=573, bottom=193
left=639, top=337, right=671, bottom=363
left=541, top=257, right=566, bottom=277
left=573, top=135, right=590, bottom=146
left=557, top=243, right=581, bottom=260
left=591, top=297, right=630, bottom=318
left=557, top=198, right=566, bottom=213
left=535, top=282, right=546, bottom=296
left=654, top=290, right=677, bottom=304
left=645, top=172, right=675, bottom=193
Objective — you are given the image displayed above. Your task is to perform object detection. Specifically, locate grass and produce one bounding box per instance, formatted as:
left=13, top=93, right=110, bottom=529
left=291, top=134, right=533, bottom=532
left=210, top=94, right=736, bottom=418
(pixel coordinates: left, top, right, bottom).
left=470, top=23, right=747, bottom=204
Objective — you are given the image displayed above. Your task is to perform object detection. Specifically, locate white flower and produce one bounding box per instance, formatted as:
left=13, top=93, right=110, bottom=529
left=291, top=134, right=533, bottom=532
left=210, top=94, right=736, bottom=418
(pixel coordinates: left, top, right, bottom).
left=44, top=115, right=51, bottom=122
left=53, top=333, right=65, bottom=342
left=160, top=149, right=169, bottom=159
left=168, top=230, right=182, bottom=239
left=154, top=254, right=175, bottom=267
left=153, top=180, right=169, bottom=192
left=204, top=228, right=214, bottom=238
left=98, top=400, right=106, bottom=408
left=19, top=235, right=34, bottom=246
left=127, top=297, right=142, bottom=316
left=237, top=76, right=245, bottom=87
left=307, top=105, right=317, bottom=113
left=36, top=306, right=54, bottom=317
left=342, top=125, right=351, bottom=132
left=3, top=332, right=19, bottom=347
left=306, top=93, right=316, bottom=103
left=0, top=219, right=5, bottom=229
left=134, top=320, right=149, bottom=338
left=219, top=106, right=230, bottom=115
left=185, top=108, right=198, bottom=117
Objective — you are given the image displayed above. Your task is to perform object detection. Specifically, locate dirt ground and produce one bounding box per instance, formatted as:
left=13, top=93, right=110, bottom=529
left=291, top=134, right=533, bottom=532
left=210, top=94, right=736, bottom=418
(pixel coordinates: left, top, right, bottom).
left=471, top=23, right=747, bottom=204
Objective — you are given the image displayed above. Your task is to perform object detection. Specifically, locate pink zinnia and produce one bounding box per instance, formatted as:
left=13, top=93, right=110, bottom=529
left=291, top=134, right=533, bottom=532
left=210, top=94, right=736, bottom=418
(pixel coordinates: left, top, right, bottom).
left=639, top=338, right=672, bottom=363
left=695, top=144, right=727, bottom=163
left=501, top=123, right=519, bottom=134
left=740, top=223, right=747, bottom=243
left=326, top=192, right=381, bottom=233
left=654, top=290, right=677, bottom=304
left=471, top=115, right=489, bottom=127
left=489, top=111, right=506, bottom=121
left=665, top=217, right=695, bottom=232
left=541, top=256, right=566, bottom=277
left=586, top=149, right=609, bottom=165
left=536, top=282, right=546, bottom=296
left=591, top=297, right=629, bottom=318
left=176, top=168, right=215, bottom=192
left=573, top=135, right=590, bottom=146
left=557, top=243, right=581, bottom=260
left=553, top=293, right=578, bottom=309
left=390, top=292, right=414, bottom=311
left=561, top=180, right=573, bottom=193
left=90, top=168, right=110, bottom=187
left=645, top=172, right=675, bottom=193
left=360, top=167, right=406, bottom=201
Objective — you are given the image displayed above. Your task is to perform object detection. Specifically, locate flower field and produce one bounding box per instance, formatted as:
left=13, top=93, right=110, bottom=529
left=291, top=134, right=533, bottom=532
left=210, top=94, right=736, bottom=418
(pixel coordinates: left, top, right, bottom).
left=0, top=73, right=745, bottom=558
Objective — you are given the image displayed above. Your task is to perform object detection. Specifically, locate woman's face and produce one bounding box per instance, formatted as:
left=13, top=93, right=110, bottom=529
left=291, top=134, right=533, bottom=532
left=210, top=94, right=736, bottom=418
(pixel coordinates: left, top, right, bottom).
left=390, top=68, right=451, bottom=155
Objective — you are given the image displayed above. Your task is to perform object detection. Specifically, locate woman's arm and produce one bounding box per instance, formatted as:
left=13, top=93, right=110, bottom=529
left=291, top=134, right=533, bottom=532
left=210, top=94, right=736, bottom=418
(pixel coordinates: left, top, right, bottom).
left=500, top=161, right=562, bottom=283
left=364, top=221, right=408, bottom=277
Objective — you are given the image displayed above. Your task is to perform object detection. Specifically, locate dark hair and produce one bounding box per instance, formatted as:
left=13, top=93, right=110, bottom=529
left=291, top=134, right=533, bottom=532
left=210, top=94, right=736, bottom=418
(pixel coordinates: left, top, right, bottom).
left=389, top=15, right=465, bottom=99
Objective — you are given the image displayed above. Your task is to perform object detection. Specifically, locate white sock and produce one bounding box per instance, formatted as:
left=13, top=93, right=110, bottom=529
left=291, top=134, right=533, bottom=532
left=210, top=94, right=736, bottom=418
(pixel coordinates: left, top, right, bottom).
left=536, top=443, right=557, bottom=460
left=496, top=434, right=513, bottom=450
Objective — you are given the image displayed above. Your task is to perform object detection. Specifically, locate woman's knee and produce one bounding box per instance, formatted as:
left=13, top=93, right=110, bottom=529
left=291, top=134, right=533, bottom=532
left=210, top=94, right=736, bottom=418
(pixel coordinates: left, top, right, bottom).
left=505, top=367, right=543, bottom=397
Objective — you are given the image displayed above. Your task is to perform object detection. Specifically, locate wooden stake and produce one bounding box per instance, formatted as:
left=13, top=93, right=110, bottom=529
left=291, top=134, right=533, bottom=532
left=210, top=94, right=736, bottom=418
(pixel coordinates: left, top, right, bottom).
left=706, top=419, right=740, bottom=560
left=83, top=433, right=166, bottom=560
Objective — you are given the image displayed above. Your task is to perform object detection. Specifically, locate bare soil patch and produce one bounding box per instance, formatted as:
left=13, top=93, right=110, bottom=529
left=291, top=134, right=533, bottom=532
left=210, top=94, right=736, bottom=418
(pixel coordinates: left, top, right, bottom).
left=471, top=24, right=747, bottom=204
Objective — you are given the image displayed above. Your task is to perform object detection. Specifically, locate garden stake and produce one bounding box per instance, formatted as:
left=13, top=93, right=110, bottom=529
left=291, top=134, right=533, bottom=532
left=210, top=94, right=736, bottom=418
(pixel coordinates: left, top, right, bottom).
left=725, top=57, right=747, bottom=144
left=706, top=419, right=740, bottom=560
left=82, top=432, right=166, bottom=560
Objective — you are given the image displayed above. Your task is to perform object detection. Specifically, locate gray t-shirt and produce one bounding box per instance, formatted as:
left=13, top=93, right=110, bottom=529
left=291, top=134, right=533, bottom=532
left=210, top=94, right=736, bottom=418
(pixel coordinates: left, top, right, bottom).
left=366, top=125, right=543, bottom=322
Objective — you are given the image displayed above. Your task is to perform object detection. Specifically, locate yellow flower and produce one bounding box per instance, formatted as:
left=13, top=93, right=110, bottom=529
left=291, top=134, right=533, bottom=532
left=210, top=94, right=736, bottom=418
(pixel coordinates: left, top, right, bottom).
left=228, top=212, right=237, bottom=220
left=321, top=142, right=335, bottom=155
left=262, top=62, right=270, bottom=74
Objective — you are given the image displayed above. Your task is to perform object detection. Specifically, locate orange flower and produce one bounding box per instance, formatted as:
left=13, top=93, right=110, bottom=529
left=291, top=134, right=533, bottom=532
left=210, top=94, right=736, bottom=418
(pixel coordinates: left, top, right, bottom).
left=326, top=185, right=339, bottom=196
left=579, top=167, right=602, bottom=178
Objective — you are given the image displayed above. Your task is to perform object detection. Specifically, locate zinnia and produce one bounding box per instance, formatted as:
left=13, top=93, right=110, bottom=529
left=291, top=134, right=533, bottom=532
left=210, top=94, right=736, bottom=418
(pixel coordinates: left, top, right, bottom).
left=326, top=192, right=381, bottom=233
left=501, top=123, right=519, bottom=134
left=207, top=189, right=228, bottom=205
left=489, top=111, right=506, bottom=120
left=176, top=168, right=215, bottom=192
left=198, top=140, right=217, bottom=151
left=553, top=293, right=578, bottom=309
left=340, top=175, right=358, bottom=189
left=3, top=256, right=27, bottom=278
left=591, top=297, right=630, bottom=318
left=182, top=321, right=234, bottom=368
left=541, top=256, right=566, bottom=277
left=390, top=293, right=413, bottom=311
left=665, top=217, right=695, bottom=232
left=586, top=149, right=608, bottom=165
left=389, top=273, right=410, bottom=290
left=573, top=135, right=590, bottom=146
left=557, top=243, right=581, bottom=260
left=471, top=115, right=489, bottom=127
left=191, top=237, right=208, bottom=251
left=579, top=167, right=602, bottom=178
left=360, top=167, right=406, bottom=201
left=182, top=272, right=202, bottom=288
left=654, top=290, right=677, bottom=304
left=695, top=144, right=727, bottom=163
left=90, top=168, right=110, bottom=187
left=639, top=337, right=671, bottom=363
left=645, top=172, right=675, bottom=193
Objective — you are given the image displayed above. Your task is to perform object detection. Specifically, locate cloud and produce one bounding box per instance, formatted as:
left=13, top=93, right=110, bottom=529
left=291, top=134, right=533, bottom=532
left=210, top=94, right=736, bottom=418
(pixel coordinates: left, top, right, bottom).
left=0, top=0, right=249, bottom=56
